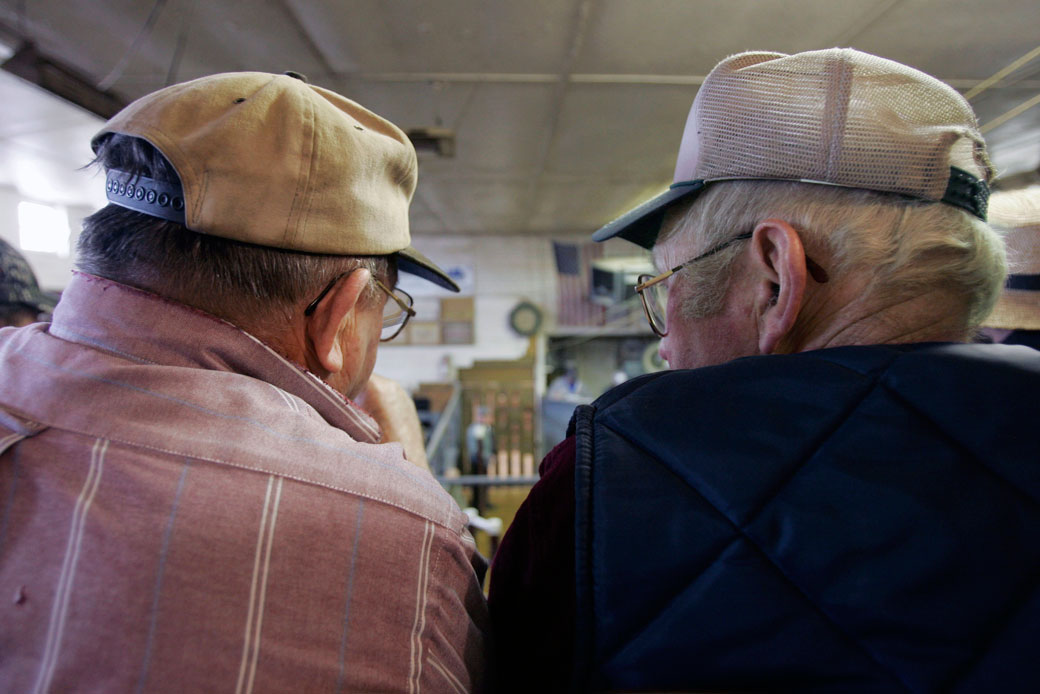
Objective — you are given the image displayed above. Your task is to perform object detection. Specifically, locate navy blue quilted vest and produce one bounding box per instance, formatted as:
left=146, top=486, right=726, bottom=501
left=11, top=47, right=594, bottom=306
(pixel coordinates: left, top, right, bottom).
left=573, top=343, right=1040, bottom=692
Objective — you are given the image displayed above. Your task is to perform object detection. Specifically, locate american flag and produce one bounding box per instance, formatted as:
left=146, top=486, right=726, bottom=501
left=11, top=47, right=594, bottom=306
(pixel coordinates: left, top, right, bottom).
left=553, top=241, right=605, bottom=327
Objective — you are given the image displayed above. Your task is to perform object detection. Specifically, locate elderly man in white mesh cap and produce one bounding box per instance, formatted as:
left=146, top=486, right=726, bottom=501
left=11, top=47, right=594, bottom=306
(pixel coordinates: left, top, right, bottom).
left=490, top=49, right=1040, bottom=692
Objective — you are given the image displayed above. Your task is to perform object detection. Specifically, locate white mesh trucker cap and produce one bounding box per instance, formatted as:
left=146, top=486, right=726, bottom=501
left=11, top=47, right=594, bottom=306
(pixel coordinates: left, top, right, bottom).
left=594, top=48, right=994, bottom=249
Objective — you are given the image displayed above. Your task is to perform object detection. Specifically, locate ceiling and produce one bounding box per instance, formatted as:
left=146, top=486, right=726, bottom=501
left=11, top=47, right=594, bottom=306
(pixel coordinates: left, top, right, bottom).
left=0, top=0, right=1038, bottom=237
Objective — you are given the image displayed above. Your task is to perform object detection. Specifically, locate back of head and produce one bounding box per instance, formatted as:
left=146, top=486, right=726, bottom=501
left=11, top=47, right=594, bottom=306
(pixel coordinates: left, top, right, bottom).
left=79, top=71, right=457, bottom=330
left=80, top=133, right=391, bottom=327
left=596, top=48, right=1004, bottom=342
left=663, top=181, right=1006, bottom=336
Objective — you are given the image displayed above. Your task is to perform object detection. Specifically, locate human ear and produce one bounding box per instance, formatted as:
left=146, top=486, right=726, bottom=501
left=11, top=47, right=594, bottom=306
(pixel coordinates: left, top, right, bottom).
left=306, top=268, right=371, bottom=374
left=749, top=219, right=808, bottom=355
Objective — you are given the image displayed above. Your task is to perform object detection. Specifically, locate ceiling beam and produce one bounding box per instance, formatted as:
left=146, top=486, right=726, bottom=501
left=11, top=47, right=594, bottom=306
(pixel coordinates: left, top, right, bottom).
left=829, top=0, right=905, bottom=47
left=411, top=227, right=606, bottom=239
left=350, top=71, right=1038, bottom=90
left=2, top=42, right=126, bottom=118
left=276, top=0, right=339, bottom=78
left=524, top=0, right=596, bottom=232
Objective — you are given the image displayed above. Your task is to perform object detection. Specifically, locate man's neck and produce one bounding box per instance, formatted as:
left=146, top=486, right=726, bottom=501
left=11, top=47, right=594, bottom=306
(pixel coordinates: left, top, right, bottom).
left=788, top=287, right=972, bottom=353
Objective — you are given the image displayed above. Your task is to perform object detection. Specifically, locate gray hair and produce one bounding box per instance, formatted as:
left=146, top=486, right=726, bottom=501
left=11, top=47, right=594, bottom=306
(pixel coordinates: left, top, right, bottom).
left=659, top=180, right=1007, bottom=331
left=79, top=134, right=390, bottom=329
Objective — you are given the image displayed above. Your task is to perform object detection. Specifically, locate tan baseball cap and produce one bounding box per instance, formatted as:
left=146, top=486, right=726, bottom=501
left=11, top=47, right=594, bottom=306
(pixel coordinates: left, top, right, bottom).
left=94, top=71, right=459, bottom=292
left=594, top=48, right=994, bottom=248
left=983, top=187, right=1040, bottom=331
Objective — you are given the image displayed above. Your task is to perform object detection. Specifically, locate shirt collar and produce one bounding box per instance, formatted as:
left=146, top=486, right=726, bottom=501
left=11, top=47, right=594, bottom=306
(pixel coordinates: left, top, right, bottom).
left=50, top=272, right=382, bottom=443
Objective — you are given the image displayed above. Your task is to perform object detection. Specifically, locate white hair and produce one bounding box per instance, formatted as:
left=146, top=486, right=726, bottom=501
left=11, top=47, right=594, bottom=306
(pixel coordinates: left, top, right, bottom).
left=658, top=180, right=1007, bottom=331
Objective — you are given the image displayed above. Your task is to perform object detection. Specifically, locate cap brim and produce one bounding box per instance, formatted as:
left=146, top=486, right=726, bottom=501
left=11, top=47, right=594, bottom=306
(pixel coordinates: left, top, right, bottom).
left=592, top=181, right=706, bottom=249
left=396, top=245, right=460, bottom=293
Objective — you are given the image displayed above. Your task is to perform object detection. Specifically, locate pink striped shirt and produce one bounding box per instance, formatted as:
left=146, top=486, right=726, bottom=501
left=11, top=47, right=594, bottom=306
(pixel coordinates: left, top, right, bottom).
left=0, top=273, right=488, bottom=693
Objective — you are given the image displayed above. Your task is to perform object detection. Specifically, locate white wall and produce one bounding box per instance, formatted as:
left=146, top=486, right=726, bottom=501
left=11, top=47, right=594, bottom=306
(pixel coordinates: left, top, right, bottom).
left=374, top=234, right=558, bottom=391
left=0, top=184, right=84, bottom=292
left=1, top=181, right=645, bottom=396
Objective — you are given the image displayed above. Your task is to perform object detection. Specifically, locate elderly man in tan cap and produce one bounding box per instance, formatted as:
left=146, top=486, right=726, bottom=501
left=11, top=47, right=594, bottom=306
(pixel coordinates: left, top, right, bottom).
left=0, top=73, right=487, bottom=692
left=982, top=186, right=1040, bottom=349
left=490, top=49, right=1040, bottom=692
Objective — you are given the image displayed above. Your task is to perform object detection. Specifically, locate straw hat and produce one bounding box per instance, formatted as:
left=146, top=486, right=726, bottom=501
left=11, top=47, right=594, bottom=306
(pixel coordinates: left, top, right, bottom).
left=984, top=186, right=1040, bottom=331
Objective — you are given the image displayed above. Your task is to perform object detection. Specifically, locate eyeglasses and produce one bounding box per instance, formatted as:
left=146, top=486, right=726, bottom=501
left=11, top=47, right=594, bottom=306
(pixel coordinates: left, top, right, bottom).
left=373, top=278, right=416, bottom=341
left=304, top=273, right=416, bottom=342
left=634, top=232, right=829, bottom=338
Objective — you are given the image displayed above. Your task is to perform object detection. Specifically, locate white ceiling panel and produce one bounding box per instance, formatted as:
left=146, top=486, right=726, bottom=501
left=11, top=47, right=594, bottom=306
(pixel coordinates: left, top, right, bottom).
left=545, top=83, right=694, bottom=179
left=0, top=0, right=1036, bottom=239
left=287, top=0, right=582, bottom=75
left=846, top=0, right=1040, bottom=79
left=528, top=180, right=669, bottom=234
left=0, top=70, right=98, bottom=138
left=2, top=0, right=337, bottom=93
left=577, top=0, right=878, bottom=74
left=415, top=179, right=534, bottom=234
left=351, top=81, right=557, bottom=174
left=0, top=71, right=103, bottom=205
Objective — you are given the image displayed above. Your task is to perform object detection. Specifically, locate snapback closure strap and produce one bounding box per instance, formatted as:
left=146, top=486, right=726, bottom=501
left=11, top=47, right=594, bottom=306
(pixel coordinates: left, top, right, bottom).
left=941, top=166, right=989, bottom=221
left=106, top=170, right=186, bottom=225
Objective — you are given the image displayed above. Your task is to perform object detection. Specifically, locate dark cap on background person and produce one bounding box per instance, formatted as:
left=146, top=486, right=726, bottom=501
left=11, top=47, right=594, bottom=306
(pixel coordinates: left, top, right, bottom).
left=0, top=237, right=58, bottom=326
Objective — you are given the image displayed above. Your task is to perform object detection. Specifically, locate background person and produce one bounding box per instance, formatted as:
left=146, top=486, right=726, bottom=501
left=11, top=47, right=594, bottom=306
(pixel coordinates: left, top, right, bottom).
left=0, top=72, right=488, bottom=693
left=490, top=49, right=1040, bottom=692
left=980, top=186, right=1040, bottom=348
left=0, top=236, right=57, bottom=327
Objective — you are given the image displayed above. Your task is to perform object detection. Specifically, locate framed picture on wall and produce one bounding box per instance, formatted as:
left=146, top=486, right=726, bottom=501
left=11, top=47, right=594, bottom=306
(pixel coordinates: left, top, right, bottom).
left=441, top=321, right=474, bottom=345
left=411, top=297, right=441, bottom=321
left=440, top=296, right=475, bottom=322
left=408, top=321, right=441, bottom=345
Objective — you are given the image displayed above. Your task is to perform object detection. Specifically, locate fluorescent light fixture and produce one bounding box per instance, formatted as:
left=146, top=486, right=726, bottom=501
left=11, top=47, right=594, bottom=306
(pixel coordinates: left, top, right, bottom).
left=0, top=21, right=19, bottom=61
left=18, top=200, right=70, bottom=256
left=406, top=127, right=456, bottom=157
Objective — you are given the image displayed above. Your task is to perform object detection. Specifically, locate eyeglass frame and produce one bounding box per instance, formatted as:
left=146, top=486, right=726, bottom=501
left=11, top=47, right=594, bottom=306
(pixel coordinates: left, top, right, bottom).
left=634, top=231, right=830, bottom=338
left=303, top=272, right=417, bottom=342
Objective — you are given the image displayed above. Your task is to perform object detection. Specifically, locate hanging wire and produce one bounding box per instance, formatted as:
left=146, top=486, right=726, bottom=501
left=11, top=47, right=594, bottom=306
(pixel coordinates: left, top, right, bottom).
left=164, top=0, right=196, bottom=87
left=964, top=46, right=1040, bottom=101
left=97, top=0, right=170, bottom=91
left=981, top=92, right=1040, bottom=135
left=16, top=0, right=27, bottom=36
left=964, top=45, right=1040, bottom=135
